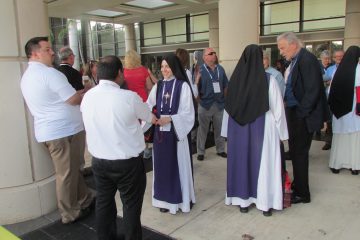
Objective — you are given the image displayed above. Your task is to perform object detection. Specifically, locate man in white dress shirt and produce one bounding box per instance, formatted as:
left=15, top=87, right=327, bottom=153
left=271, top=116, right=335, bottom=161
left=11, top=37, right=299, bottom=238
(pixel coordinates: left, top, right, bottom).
left=81, top=55, right=156, bottom=240
left=20, top=36, right=94, bottom=224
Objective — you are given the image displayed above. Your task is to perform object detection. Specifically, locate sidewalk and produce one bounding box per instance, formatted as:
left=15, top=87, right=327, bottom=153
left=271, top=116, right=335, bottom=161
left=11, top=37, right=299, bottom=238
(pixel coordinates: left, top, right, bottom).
left=5, top=140, right=360, bottom=239
left=137, top=141, right=360, bottom=239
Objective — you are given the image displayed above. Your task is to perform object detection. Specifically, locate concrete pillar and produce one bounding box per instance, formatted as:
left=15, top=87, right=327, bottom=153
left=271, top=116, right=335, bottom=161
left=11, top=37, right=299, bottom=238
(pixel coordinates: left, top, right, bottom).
left=68, top=19, right=80, bottom=70
left=209, top=9, right=219, bottom=59
left=344, top=0, right=360, bottom=49
left=85, top=20, right=94, bottom=60
left=125, top=24, right=136, bottom=52
left=218, top=0, right=259, bottom=77
left=0, top=0, right=57, bottom=225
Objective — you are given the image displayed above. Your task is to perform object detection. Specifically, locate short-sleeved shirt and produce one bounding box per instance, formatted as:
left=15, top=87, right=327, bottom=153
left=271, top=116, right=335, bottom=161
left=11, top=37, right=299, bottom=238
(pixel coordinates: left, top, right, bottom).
left=124, top=66, right=150, bottom=102
left=198, top=64, right=228, bottom=110
left=21, top=62, right=84, bottom=142
left=81, top=80, right=153, bottom=160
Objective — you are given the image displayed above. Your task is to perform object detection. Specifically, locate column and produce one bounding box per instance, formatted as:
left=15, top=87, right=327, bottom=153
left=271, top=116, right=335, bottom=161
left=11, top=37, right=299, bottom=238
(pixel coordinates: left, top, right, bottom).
left=0, top=0, right=57, bottom=225
left=344, top=0, right=360, bottom=49
left=209, top=9, right=219, bottom=58
left=124, top=23, right=136, bottom=52
left=68, top=19, right=80, bottom=70
left=84, top=20, right=94, bottom=60
left=218, top=0, right=259, bottom=77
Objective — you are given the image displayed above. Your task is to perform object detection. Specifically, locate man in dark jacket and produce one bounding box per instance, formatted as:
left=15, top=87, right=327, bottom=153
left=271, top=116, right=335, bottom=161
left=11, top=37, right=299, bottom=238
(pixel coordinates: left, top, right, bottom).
left=57, top=46, right=84, bottom=91
left=277, top=32, right=329, bottom=204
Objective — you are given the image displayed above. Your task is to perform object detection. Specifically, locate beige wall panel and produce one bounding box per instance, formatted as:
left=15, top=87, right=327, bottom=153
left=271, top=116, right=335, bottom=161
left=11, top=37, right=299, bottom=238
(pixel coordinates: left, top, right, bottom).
left=0, top=0, right=18, bottom=56
left=16, top=0, right=49, bottom=58
left=0, top=61, right=32, bottom=188
left=0, top=184, right=41, bottom=224
left=346, top=0, right=360, bottom=11
left=219, top=0, right=259, bottom=77
left=209, top=9, right=219, bottom=58
left=19, top=62, right=55, bottom=181
left=38, top=176, right=57, bottom=215
left=344, top=13, right=360, bottom=49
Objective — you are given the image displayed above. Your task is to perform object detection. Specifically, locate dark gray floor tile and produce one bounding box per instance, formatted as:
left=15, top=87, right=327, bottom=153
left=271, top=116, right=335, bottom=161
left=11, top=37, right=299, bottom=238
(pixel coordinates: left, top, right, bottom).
left=21, top=230, right=55, bottom=240
left=5, top=216, right=52, bottom=236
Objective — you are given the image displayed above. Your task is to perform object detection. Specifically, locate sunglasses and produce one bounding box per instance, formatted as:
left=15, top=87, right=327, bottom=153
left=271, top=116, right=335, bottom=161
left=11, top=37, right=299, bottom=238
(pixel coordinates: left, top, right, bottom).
left=206, top=52, right=216, bottom=56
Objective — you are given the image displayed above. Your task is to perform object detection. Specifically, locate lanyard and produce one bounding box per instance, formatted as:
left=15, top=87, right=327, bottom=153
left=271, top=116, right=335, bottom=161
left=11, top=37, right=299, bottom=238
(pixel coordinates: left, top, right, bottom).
left=203, top=64, right=219, bottom=82
left=160, top=79, right=176, bottom=113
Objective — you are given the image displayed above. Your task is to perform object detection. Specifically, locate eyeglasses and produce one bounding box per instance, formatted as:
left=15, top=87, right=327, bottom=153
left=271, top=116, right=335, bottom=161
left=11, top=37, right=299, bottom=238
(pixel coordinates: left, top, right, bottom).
left=206, top=52, right=216, bottom=56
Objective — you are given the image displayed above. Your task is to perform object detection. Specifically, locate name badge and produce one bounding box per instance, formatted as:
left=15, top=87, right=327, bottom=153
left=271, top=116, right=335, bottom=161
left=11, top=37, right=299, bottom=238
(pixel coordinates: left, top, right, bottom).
left=213, top=82, right=221, bottom=93
left=160, top=115, right=171, bottom=132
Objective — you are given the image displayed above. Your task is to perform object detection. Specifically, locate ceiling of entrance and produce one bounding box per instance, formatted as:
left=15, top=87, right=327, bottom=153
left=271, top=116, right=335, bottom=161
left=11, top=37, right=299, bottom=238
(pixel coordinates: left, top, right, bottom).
left=46, top=0, right=219, bottom=24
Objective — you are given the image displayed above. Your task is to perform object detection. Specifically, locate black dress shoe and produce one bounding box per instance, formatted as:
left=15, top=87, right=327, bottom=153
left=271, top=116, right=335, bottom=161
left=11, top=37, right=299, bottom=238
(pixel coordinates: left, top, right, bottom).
left=291, top=195, right=311, bottom=204
left=330, top=168, right=340, bottom=174
left=197, top=155, right=204, bottom=161
left=159, top=208, right=169, bottom=213
left=322, top=143, right=331, bottom=150
left=351, top=169, right=359, bottom=175
left=263, top=209, right=272, bottom=217
left=217, top=152, right=227, bottom=158
left=190, top=202, right=194, bottom=210
left=239, top=206, right=249, bottom=213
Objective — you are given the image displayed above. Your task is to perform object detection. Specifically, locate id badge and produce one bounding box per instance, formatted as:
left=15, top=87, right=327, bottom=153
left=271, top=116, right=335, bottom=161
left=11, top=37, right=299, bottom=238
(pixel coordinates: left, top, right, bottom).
left=160, top=115, right=171, bottom=132
left=213, top=82, right=221, bottom=93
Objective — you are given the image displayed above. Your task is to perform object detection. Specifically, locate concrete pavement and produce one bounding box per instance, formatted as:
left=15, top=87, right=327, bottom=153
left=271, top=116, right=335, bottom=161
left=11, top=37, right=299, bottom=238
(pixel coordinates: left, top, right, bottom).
left=117, top=141, right=360, bottom=240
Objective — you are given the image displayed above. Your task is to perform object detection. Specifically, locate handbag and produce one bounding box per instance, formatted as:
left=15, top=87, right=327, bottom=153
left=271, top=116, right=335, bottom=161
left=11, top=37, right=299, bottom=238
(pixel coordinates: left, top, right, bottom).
left=283, top=171, right=292, bottom=208
left=144, top=81, right=163, bottom=143
left=144, top=107, right=156, bottom=143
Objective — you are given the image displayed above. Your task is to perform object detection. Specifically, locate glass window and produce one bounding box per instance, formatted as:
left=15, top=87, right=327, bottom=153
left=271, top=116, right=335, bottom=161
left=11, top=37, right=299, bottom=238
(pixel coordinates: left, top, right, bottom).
left=144, top=21, right=162, bottom=46
left=190, top=14, right=209, bottom=41
left=165, top=17, right=186, bottom=43
left=263, top=1, right=300, bottom=35
left=331, top=41, right=343, bottom=51
left=303, top=0, right=345, bottom=31
left=115, top=25, right=125, bottom=43
left=304, top=0, right=345, bottom=20
left=98, top=29, right=114, bottom=45
left=99, top=43, right=115, bottom=56
left=134, top=23, right=141, bottom=52
left=303, top=18, right=345, bottom=31
left=116, top=42, right=126, bottom=57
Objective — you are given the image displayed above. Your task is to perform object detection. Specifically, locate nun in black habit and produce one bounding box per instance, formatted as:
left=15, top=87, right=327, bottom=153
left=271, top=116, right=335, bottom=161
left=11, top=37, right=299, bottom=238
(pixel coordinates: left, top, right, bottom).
left=328, top=46, right=360, bottom=175
left=222, top=44, right=288, bottom=216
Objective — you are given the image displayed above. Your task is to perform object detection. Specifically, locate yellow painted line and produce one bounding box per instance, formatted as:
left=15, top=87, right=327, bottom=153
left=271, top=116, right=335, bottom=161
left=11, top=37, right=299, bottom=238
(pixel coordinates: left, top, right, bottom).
left=0, top=226, right=20, bottom=240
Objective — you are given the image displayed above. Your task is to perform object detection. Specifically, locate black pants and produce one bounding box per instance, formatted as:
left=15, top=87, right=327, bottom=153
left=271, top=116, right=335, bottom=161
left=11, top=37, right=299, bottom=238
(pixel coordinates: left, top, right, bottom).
left=286, top=107, right=313, bottom=199
left=92, top=156, right=146, bottom=240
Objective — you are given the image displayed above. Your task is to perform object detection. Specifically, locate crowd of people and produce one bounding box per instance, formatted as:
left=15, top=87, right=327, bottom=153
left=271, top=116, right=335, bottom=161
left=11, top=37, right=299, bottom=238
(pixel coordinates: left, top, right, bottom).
left=20, top=32, right=360, bottom=239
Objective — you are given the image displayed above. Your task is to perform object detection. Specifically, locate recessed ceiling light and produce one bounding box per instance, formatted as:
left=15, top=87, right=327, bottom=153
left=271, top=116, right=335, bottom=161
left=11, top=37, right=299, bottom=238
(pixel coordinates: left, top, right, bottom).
left=125, top=0, right=174, bottom=9
left=86, top=9, right=126, bottom=17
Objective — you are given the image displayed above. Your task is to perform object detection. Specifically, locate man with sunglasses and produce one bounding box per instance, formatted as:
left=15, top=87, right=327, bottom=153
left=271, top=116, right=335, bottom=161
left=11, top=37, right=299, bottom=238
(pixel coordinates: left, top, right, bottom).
left=196, top=48, right=228, bottom=161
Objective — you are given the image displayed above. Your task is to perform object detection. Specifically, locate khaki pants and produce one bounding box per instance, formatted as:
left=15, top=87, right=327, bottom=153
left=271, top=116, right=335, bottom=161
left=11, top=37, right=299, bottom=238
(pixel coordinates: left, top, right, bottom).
left=44, top=130, right=93, bottom=223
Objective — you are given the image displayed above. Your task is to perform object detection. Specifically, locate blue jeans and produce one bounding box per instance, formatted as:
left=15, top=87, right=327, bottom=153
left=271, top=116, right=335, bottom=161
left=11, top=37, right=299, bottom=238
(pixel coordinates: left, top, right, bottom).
left=92, top=156, right=146, bottom=240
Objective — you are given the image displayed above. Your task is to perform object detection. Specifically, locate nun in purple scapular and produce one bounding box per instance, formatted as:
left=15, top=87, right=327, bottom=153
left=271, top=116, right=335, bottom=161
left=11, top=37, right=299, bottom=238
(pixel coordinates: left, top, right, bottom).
left=147, top=54, right=196, bottom=214
left=221, top=45, right=288, bottom=216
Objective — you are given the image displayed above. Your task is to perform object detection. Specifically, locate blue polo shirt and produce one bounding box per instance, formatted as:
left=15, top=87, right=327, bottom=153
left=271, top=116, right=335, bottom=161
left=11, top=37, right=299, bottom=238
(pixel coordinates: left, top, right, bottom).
left=198, top=64, right=228, bottom=110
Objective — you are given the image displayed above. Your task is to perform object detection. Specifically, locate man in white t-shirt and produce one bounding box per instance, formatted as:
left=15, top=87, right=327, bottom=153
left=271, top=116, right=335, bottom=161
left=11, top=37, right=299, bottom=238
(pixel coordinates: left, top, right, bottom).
left=81, top=55, right=156, bottom=240
left=20, top=37, right=94, bottom=224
